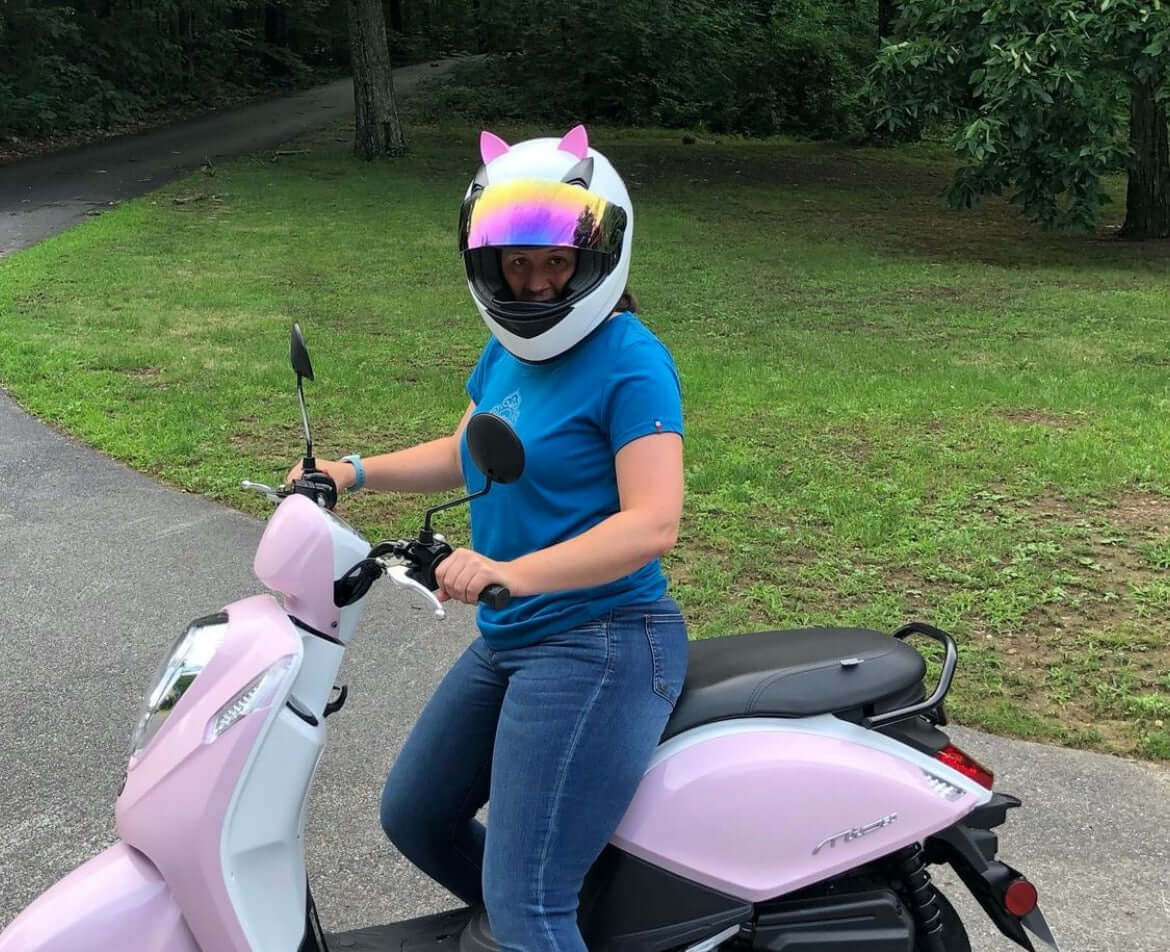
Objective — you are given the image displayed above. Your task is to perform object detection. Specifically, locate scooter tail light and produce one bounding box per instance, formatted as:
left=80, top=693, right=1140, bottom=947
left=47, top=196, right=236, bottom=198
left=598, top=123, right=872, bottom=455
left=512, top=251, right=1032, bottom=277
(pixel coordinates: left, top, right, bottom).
left=1004, top=878, right=1038, bottom=917
left=935, top=743, right=994, bottom=789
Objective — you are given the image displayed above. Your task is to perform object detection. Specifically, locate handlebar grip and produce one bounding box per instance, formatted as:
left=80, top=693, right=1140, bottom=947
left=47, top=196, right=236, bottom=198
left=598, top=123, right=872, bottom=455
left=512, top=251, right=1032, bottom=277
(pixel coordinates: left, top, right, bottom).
left=479, top=584, right=511, bottom=609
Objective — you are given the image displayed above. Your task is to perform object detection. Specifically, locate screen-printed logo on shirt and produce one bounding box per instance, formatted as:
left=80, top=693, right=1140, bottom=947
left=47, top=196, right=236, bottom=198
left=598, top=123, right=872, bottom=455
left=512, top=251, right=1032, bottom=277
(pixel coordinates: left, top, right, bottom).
left=489, top=390, right=521, bottom=425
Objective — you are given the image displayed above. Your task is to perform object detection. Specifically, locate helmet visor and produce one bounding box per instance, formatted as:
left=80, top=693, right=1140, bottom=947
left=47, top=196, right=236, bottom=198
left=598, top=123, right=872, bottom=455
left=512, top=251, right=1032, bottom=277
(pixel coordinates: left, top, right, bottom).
left=459, top=179, right=627, bottom=256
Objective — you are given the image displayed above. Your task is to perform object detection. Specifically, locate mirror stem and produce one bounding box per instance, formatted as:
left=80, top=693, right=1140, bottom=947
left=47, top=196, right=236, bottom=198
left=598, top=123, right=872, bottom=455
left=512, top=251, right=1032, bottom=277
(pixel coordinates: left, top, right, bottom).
left=420, top=480, right=493, bottom=542
left=297, top=376, right=315, bottom=470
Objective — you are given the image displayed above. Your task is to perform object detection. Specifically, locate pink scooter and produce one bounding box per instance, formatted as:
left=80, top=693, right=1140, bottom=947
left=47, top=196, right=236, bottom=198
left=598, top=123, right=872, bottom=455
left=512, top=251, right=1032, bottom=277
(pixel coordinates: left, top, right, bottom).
left=0, top=326, right=1061, bottom=952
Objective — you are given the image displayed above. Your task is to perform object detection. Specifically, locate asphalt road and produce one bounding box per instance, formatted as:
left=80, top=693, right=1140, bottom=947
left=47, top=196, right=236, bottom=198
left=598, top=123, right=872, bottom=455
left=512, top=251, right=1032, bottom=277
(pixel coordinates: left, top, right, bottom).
left=0, top=60, right=456, bottom=256
left=1, top=66, right=1168, bottom=951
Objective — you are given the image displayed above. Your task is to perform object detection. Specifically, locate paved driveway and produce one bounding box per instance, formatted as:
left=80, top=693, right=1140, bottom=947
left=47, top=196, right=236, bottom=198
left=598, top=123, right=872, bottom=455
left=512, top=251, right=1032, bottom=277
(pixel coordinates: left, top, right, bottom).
left=0, top=61, right=456, bottom=255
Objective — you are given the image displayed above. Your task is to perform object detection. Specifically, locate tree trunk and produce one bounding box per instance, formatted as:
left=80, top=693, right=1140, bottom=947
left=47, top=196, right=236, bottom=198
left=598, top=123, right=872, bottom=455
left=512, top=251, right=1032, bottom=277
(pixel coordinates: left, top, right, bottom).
left=1121, top=76, right=1170, bottom=239
left=265, top=3, right=289, bottom=49
left=471, top=0, right=484, bottom=53
left=877, top=0, right=897, bottom=39
left=346, top=0, right=407, bottom=159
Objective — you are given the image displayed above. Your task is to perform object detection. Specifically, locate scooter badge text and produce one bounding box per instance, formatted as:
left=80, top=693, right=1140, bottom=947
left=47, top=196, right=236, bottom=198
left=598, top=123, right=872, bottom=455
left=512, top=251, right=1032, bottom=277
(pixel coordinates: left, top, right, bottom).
left=813, top=813, right=898, bottom=855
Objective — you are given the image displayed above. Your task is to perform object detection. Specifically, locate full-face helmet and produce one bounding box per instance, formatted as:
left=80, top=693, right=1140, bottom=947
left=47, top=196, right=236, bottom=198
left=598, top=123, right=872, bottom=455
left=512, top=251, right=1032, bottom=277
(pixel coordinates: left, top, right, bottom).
left=458, top=125, right=633, bottom=362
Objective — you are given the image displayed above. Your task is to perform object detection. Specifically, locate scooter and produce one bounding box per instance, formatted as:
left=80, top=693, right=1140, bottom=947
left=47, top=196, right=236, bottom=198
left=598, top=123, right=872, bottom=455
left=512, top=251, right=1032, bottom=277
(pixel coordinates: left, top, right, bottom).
left=0, top=324, right=1062, bottom=952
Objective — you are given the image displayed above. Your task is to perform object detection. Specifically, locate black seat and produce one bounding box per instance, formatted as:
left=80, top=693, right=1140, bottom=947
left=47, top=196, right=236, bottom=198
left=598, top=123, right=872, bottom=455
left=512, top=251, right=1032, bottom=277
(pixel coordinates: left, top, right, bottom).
left=661, top=628, right=926, bottom=741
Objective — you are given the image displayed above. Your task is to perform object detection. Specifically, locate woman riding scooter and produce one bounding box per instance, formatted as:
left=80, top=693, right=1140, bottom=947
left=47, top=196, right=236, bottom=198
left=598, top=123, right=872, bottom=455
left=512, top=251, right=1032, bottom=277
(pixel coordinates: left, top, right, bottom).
left=288, top=124, right=687, bottom=952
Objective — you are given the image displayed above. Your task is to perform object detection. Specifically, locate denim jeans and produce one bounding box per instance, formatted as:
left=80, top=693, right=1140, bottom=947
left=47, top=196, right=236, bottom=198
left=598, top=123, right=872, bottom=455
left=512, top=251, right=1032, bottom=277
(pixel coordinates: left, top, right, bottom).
left=380, top=596, right=688, bottom=952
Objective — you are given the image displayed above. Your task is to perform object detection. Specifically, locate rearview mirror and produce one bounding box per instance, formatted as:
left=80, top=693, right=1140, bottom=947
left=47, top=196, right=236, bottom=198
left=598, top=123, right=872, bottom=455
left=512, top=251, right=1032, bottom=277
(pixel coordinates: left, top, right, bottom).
left=466, top=413, right=525, bottom=484
left=290, top=323, right=314, bottom=381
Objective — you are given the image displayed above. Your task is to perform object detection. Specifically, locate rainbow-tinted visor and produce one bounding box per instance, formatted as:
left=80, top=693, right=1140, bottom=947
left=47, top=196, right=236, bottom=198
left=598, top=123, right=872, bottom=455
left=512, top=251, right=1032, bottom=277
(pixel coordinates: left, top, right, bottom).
left=459, top=179, right=627, bottom=256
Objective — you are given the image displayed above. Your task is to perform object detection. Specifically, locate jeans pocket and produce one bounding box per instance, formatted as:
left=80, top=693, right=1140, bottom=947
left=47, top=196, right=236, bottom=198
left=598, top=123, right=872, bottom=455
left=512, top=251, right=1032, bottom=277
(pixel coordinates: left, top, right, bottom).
left=644, top=613, right=687, bottom=706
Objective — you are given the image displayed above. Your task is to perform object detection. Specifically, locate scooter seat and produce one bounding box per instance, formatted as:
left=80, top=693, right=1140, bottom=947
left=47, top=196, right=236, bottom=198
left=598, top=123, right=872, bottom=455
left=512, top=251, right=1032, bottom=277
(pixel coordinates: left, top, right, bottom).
left=661, top=627, right=926, bottom=741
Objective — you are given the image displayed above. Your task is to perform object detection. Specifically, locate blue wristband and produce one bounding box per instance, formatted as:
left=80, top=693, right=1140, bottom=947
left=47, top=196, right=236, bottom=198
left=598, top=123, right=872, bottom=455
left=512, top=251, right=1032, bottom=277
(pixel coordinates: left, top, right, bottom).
left=340, top=454, right=365, bottom=492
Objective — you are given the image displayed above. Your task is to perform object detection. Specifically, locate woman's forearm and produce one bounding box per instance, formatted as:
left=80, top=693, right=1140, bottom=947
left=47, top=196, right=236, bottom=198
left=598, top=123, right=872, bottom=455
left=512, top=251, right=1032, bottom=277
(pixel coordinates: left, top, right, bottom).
left=509, top=508, right=678, bottom=598
left=363, top=437, right=464, bottom=494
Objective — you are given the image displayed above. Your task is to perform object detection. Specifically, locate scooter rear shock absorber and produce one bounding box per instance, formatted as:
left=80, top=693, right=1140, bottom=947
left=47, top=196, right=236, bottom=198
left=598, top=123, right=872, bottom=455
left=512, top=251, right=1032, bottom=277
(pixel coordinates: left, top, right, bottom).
left=895, top=844, right=946, bottom=952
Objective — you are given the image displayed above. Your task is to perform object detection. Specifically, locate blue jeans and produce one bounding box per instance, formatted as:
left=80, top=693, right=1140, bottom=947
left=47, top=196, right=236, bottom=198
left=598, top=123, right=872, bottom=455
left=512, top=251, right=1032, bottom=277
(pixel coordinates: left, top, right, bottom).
left=380, top=596, right=688, bottom=952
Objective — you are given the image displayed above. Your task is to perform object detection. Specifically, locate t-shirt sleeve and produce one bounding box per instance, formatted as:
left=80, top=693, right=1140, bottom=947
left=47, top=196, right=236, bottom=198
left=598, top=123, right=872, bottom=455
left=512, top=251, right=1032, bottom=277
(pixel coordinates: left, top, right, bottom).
left=603, top=336, right=684, bottom=455
left=465, top=338, right=497, bottom=404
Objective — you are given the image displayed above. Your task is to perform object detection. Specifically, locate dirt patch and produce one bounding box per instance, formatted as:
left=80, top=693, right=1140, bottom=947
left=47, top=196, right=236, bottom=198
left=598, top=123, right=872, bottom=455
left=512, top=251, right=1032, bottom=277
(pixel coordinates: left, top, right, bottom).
left=844, top=437, right=873, bottom=464
left=882, top=490, right=1170, bottom=757
left=884, top=566, right=964, bottom=605
left=1106, top=492, right=1170, bottom=536
left=991, top=409, right=1081, bottom=429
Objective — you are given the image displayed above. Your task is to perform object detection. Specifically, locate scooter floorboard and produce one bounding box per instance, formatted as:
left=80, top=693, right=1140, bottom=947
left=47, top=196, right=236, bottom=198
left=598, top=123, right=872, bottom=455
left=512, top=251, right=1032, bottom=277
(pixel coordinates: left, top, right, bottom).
left=328, top=907, right=475, bottom=952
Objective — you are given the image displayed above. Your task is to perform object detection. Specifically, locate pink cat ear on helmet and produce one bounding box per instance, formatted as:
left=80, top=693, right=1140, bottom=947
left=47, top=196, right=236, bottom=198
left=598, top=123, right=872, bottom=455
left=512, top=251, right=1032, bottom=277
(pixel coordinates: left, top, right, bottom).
left=479, top=131, right=511, bottom=164
left=557, top=124, right=589, bottom=159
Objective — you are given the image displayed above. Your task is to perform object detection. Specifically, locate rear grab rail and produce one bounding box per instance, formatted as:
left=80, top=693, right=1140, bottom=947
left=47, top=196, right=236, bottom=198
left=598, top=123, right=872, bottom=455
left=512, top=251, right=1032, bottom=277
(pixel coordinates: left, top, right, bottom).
left=862, top=622, right=958, bottom=729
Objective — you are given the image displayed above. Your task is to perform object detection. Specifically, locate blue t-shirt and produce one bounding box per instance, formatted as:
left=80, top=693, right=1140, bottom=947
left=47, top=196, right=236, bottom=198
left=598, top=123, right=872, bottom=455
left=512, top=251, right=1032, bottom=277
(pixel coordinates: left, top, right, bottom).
left=459, top=311, right=684, bottom=649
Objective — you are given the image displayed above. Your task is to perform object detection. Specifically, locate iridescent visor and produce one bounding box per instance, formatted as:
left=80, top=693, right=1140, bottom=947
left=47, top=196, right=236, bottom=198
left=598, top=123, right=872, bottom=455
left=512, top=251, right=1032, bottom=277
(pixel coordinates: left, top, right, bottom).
left=459, top=179, right=627, bottom=255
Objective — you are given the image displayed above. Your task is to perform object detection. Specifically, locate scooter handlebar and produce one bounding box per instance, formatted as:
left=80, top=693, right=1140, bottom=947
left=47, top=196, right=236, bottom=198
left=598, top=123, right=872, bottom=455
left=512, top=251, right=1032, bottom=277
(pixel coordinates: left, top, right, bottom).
left=478, top=584, right=511, bottom=610
left=292, top=469, right=338, bottom=510
left=423, top=548, right=511, bottom=609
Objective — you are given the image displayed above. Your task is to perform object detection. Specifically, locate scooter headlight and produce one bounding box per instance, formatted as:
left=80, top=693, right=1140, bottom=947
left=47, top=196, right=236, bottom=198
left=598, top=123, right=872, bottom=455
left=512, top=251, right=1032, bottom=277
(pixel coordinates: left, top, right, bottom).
left=129, top=613, right=229, bottom=759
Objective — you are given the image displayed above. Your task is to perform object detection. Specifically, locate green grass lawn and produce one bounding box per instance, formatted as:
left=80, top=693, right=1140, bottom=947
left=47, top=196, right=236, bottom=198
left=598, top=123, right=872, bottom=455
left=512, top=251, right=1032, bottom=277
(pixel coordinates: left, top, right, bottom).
left=2, top=122, right=1168, bottom=760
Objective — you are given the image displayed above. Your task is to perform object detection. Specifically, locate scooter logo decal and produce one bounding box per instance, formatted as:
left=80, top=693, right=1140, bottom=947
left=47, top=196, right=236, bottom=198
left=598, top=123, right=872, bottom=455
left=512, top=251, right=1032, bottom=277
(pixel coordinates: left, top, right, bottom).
left=812, top=813, right=898, bottom=855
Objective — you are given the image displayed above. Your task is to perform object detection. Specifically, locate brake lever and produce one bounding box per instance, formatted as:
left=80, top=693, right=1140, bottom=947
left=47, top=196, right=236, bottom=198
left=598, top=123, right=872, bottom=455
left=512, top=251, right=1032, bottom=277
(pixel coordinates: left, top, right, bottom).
left=384, top=563, right=446, bottom=619
left=241, top=480, right=285, bottom=503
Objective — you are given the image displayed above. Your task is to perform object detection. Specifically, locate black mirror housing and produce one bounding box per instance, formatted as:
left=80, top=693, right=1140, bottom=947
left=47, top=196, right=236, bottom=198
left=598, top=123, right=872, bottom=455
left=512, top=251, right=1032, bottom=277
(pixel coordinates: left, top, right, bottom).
left=466, top=413, right=525, bottom=484
left=290, top=323, right=314, bottom=381
left=418, top=413, right=524, bottom=542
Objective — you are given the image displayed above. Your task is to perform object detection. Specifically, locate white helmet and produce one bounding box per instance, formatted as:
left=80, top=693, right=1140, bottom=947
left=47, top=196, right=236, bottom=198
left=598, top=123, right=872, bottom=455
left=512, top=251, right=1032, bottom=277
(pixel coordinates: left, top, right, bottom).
left=458, top=125, right=633, bottom=363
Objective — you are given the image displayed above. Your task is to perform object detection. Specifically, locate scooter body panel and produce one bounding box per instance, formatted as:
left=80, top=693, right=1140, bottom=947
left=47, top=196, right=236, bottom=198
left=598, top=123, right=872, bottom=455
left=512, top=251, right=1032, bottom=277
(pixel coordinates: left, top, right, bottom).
left=254, top=492, right=371, bottom=643
left=117, top=592, right=306, bottom=952
left=613, top=715, right=993, bottom=902
left=0, top=842, right=198, bottom=952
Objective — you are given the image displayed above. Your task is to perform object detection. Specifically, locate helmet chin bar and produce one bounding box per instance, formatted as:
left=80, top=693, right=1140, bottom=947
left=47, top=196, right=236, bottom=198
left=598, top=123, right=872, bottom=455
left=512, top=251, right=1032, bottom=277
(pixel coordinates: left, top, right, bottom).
left=490, top=299, right=575, bottom=340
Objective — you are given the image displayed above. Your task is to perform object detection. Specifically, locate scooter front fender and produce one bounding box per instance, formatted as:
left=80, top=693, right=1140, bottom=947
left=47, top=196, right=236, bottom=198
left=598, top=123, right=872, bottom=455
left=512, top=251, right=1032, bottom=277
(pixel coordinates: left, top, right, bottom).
left=0, top=841, right=198, bottom=952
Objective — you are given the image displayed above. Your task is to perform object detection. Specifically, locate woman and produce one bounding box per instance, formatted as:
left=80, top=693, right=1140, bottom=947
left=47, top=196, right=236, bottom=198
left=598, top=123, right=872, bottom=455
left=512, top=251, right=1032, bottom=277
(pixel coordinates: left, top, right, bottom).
left=292, top=125, right=686, bottom=952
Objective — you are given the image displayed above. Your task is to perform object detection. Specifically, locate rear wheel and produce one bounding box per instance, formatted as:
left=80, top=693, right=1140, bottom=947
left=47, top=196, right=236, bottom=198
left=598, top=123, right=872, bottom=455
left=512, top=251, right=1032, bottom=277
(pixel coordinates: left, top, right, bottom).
left=915, top=888, right=970, bottom=952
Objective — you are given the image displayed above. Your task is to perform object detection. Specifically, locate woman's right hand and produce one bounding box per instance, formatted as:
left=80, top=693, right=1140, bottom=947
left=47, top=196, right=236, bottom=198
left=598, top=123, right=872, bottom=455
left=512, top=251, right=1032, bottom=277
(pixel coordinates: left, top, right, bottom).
left=286, top=458, right=358, bottom=493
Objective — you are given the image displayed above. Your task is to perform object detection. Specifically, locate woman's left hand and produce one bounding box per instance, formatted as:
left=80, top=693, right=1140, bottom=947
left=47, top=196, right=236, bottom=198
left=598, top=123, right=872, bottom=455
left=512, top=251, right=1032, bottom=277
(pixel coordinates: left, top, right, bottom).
left=434, top=548, right=519, bottom=604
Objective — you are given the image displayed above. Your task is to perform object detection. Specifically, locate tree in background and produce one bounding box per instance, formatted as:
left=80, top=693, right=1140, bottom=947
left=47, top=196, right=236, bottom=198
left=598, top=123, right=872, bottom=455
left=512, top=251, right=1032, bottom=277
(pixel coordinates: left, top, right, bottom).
left=347, top=0, right=406, bottom=158
left=870, top=0, right=1170, bottom=238
left=423, top=0, right=878, bottom=140
left=1, top=0, right=948, bottom=164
